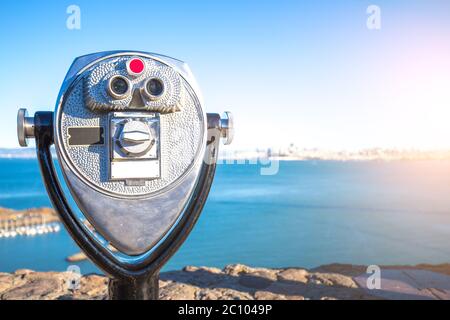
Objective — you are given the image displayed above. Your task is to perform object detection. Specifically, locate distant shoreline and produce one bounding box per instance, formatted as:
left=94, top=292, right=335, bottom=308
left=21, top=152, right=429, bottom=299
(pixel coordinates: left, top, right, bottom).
left=4, top=146, right=450, bottom=161
left=0, top=207, right=58, bottom=222
left=4, top=155, right=450, bottom=162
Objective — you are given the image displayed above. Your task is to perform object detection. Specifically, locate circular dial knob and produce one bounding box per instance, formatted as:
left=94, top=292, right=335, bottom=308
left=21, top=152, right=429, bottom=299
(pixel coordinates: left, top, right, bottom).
left=118, top=120, right=154, bottom=157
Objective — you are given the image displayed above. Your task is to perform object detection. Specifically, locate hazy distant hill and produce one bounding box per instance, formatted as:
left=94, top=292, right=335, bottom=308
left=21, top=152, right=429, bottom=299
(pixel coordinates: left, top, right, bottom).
left=0, top=148, right=36, bottom=158
left=0, top=148, right=57, bottom=158
left=3, top=147, right=450, bottom=161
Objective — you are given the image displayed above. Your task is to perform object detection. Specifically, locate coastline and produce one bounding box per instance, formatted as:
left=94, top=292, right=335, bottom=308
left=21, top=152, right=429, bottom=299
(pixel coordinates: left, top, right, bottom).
left=0, top=207, right=58, bottom=222
left=2, top=208, right=450, bottom=299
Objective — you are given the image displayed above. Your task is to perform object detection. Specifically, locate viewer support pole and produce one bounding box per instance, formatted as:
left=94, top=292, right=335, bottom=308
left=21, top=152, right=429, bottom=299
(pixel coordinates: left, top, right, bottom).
left=108, top=272, right=160, bottom=300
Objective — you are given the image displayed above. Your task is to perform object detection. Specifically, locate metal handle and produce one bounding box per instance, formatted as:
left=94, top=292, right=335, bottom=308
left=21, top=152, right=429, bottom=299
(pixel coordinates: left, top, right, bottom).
left=207, top=111, right=234, bottom=145
left=17, top=108, right=35, bottom=147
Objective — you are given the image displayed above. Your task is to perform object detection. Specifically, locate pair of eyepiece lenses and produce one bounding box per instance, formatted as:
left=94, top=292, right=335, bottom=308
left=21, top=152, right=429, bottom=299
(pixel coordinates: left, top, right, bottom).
left=109, top=76, right=164, bottom=99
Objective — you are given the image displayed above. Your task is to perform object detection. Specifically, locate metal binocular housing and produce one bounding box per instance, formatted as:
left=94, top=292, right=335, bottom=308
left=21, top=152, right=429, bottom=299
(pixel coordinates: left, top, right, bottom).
left=17, top=51, right=233, bottom=299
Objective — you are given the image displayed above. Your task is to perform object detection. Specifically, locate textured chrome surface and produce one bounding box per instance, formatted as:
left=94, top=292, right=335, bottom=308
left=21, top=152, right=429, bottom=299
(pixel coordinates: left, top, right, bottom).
left=56, top=55, right=205, bottom=197
left=53, top=51, right=207, bottom=255
left=17, top=108, right=35, bottom=147
left=84, top=56, right=184, bottom=113
left=60, top=158, right=202, bottom=255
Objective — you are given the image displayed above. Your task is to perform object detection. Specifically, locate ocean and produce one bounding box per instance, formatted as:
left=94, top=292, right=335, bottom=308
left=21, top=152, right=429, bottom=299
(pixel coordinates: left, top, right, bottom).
left=1, top=158, right=450, bottom=274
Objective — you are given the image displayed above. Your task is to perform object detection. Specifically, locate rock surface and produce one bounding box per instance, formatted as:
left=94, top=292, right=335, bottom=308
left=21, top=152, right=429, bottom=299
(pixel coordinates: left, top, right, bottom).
left=0, top=264, right=353, bottom=300
left=3, top=263, right=450, bottom=300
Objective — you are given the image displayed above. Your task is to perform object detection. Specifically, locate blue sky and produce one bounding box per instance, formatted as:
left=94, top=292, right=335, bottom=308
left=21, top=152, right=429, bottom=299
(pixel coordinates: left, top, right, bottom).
left=1, top=0, right=450, bottom=150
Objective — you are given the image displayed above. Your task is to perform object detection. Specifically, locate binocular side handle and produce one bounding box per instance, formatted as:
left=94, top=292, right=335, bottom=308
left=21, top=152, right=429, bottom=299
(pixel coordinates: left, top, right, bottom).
left=17, top=108, right=35, bottom=147
left=33, top=111, right=222, bottom=299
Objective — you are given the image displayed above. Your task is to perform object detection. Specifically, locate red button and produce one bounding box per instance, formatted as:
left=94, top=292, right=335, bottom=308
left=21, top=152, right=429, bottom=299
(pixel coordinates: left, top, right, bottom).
left=128, top=58, right=145, bottom=75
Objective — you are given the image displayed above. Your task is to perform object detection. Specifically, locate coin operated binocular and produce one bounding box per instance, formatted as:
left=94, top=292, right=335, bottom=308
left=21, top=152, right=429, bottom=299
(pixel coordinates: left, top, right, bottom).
left=17, top=51, right=233, bottom=299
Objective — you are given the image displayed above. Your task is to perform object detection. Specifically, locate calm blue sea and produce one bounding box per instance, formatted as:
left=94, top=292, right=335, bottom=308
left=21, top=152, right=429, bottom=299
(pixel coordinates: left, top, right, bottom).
left=2, top=158, right=450, bottom=274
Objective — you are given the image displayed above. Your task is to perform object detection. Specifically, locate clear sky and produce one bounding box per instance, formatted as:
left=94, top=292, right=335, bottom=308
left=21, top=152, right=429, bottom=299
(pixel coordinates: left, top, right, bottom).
left=1, top=0, right=449, bottom=150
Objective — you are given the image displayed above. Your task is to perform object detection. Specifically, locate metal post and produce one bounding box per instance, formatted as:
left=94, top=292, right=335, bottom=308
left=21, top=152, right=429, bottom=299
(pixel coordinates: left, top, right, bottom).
left=108, top=272, right=159, bottom=300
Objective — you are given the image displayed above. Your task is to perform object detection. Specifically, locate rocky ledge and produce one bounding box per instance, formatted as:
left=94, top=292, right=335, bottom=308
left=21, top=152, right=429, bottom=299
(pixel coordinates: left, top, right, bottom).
left=2, top=263, right=450, bottom=300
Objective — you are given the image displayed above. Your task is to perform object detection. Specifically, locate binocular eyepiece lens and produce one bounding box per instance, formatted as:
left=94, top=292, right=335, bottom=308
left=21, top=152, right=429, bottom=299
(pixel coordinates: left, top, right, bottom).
left=110, top=76, right=129, bottom=96
left=146, top=78, right=164, bottom=97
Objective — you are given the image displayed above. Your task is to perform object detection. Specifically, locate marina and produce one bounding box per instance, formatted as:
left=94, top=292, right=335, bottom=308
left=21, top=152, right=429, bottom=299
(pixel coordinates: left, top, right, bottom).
left=0, top=207, right=61, bottom=239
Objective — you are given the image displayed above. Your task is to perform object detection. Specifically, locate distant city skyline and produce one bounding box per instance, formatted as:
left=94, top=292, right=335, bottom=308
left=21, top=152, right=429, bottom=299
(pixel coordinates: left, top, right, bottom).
left=1, top=1, right=450, bottom=150
left=4, top=145, right=450, bottom=162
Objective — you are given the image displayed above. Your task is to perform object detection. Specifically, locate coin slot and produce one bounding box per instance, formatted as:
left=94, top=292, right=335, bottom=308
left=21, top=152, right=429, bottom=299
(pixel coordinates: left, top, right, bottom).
left=68, top=127, right=104, bottom=146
